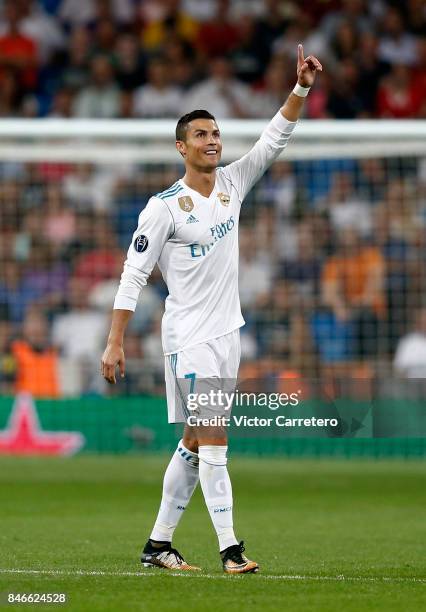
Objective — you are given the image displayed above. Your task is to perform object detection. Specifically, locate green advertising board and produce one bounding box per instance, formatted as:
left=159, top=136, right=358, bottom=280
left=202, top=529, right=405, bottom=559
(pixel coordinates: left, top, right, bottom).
left=0, top=393, right=425, bottom=458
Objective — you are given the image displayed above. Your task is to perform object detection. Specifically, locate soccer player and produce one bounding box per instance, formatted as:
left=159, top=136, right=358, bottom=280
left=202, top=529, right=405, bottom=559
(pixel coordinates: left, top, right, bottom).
left=101, top=45, right=322, bottom=573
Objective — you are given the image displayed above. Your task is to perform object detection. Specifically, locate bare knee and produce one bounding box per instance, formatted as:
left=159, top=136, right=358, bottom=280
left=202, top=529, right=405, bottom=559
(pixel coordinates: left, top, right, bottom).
left=182, top=424, right=199, bottom=452
left=182, top=424, right=228, bottom=452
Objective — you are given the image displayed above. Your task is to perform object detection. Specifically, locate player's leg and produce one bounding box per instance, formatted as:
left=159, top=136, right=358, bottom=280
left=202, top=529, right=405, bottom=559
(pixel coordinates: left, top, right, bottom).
left=195, top=331, right=258, bottom=573
left=196, top=423, right=236, bottom=549
left=195, top=423, right=258, bottom=573
left=141, top=355, right=200, bottom=571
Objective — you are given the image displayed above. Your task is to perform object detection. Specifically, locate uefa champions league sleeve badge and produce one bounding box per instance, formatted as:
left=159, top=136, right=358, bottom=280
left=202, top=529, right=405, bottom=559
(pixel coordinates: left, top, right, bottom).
left=134, top=235, right=149, bottom=253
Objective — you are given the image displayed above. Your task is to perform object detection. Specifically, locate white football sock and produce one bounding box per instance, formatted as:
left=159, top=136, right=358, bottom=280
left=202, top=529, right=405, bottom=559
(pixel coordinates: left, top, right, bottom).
left=198, top=445, right=239, bottom=551
left=150, top=440, right=199, bottom=542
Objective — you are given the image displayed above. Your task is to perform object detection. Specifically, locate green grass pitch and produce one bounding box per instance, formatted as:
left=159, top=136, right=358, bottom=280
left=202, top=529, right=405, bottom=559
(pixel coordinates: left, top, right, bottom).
left=0, top=454, right=425, bottom=611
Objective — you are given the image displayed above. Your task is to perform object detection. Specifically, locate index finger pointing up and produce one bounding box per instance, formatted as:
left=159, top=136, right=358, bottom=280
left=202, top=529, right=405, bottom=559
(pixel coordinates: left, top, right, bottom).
left=298, top=43, right=304, bottom=65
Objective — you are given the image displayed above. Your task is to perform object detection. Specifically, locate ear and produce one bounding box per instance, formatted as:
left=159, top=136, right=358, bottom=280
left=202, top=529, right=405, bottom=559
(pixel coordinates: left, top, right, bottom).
left=176, top=140, right=186, bottom=158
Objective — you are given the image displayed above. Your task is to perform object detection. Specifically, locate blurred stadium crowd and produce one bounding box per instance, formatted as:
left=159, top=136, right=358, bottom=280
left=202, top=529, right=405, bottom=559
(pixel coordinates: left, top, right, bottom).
left=0, top=0, right=423, bottom=119
left=0, top=0, right=425, bottom=398
left=1, top=156, right=426, bottom=397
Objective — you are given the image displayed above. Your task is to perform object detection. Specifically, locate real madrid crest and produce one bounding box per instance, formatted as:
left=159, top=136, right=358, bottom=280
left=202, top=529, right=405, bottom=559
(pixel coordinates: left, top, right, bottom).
left=178, top=196, right=194, bottom=212
left=218, top=192, right=230, bottom=207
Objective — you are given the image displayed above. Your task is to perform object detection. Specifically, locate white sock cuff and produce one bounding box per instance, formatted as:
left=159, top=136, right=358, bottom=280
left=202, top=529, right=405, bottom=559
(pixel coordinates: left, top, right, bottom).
left=177, top=440, right=199, bottom=468
left=199, top=445, right=228, bottom=466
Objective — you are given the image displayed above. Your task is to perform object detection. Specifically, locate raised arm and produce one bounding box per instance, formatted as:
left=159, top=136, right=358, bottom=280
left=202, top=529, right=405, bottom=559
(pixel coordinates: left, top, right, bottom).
left=280, top=44, right=323, bottom=121
left=222, top=44, right=322, bottom=202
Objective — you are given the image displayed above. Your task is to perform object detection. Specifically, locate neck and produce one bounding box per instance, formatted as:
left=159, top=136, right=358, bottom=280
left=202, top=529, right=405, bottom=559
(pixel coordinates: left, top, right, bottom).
left=183, top=167, right=216, bottom=198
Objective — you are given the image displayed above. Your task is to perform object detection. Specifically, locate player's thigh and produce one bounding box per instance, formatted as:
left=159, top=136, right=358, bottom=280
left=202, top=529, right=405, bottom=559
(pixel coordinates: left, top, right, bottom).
left=184, top=421, right=228, bottom=447
left=167, top=342, right=220, bottom=422
left=218, top=329, right=241, bottom=379
left=174, top=341, right=221, bottom=393
left=177, top=343, right=229, bottom=445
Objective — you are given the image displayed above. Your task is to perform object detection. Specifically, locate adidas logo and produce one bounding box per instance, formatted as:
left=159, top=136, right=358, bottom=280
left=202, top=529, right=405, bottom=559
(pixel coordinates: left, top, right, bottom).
left=186, top=214, right=199, bottom=224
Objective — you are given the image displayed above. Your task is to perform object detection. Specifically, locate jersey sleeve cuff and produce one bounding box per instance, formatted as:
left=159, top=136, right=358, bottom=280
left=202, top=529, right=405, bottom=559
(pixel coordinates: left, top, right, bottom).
left=271, top=110, right=298, bottom=133
left=113, top=295, right=137, bottom=311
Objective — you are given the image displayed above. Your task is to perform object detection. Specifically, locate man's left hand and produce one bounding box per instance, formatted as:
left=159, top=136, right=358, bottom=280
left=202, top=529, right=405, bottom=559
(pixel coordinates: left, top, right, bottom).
left=297, top=44, right=322, bottom=87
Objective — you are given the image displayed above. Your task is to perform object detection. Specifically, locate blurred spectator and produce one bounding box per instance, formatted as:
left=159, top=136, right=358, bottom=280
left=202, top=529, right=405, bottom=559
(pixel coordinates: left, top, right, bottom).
left=21, top=92, right=39, bottom=117
left=92, top=17, right=117, bottom=61
left=87, top=257, right=126, bottom=313
left=326, top=59, right=366, bottom=119
left=281, top=222, right=322, bottom=303
left=254, top=0, right=291, bottom=65
left=48, top=86, right=73, bottom=117
left=394, top=308, right=426, bottom=378
left=0, top=317, right=16, bottom=394
left=227, top=0, right=266, bottom=19
left=273, top=11, right=329, bottom=65
left=375, top=205, right=413, bottom=352
left=141, top=0, right=198, bottom=52
left=73, top=55, right=120, bottom=118
left=230, top=15, right=263, bottom=84
left=181, top=0, right=216, bottom=22
left=195, top=0, right=239, bottom=59
left=356, top=31, right=389, bottom=117
left=0, top=179, right=21, bottom=233
left=63, top=163, right=120, bottom=212
left=162, top=35, right=198, bottom=89
left=59, top=212, right=95, bottom=262
left=239, top=226, right=272, bottom=309
left=19, top=0, right=65, bottom=65
left=319, top=0, right=373, bottom=42
left=114, top=33, right=146, bottom=91
left=251, top=58, right=293, bottom=118
left=72, top=217, right=123, bottom=290
left=60, top=26, right=90, bottom=91
left=15, top=209, right=43, bottom=259
left=250, top=280, right=306, bottom=364
left=133, top=57, right=181, bottom=118
left=119, top=90, right=133, bottom=118
left=41, top=182, right=76, bottom=251
left=376, top=64, right=424, bottom=119
left=330, top=20, right=358, bottom=62
left=325, top=172, right=373, bottom=237
left=12, top=308, right=60, bottom=397
left=257, top=160, right=299, bottom=260
left=260, top=160, right=296, bottom=218
left=0, top=2, right=37, bottom=91
left=403, top=0, right=425, bottom=36
left=21, top=240, right=69, bottom=316
left=181, top=56, right=252, bottom=118
left=378, top=7, right=418, bottom=67
left=0, top=259, right=37, bottom=324
left=0, top=70, right=20, bottom=115
left=59, top=0, right=134, bottom=28
left=305, top=70, right=331, bottom=118
left=321, top=228, right=385, bottom=358
left=357, top=158, right=386, bottom=203
left=51, top=277, right=108, bottom=391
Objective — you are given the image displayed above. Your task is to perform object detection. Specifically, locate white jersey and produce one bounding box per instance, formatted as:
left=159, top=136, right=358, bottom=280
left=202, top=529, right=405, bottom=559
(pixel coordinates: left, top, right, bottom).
left=114, top=111, right=297, bottom=355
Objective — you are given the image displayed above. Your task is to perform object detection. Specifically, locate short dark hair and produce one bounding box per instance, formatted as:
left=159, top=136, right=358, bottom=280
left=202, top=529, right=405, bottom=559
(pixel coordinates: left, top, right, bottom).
left=175, top=109, right=216, bottom=142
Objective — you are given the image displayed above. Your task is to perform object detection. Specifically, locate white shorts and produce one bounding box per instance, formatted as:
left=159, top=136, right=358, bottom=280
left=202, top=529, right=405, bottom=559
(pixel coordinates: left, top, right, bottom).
left=165, top=329, right=241, bottom=423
